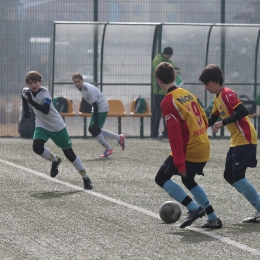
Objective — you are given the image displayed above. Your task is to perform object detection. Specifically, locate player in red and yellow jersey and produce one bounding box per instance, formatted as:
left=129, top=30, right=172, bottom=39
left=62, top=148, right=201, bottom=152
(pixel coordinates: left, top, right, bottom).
left=199, top=64, right=260, bottom=223
left=154, top=62, right=222, bottom=229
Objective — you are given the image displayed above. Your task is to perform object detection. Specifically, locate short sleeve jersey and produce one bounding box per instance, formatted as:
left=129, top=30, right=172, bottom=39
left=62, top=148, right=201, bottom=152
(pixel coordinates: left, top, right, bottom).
left=22, top=87, right=65, bottom=132
left=211, top=87, right=257, bottom=147
left=161, top=87, right=210, bottom=173
left=80, top=82, right=109, bottom=112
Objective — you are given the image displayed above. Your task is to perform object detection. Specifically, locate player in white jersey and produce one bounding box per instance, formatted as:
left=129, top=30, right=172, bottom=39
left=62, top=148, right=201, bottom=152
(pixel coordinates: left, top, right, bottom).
left=21, top=71, right=92, bottom=189
left=72, top=72, right=125, bottom=158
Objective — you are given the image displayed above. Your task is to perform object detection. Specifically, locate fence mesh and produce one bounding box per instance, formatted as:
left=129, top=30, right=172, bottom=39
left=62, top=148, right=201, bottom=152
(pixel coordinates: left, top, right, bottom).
left=1, top=0, right=260, bottom=137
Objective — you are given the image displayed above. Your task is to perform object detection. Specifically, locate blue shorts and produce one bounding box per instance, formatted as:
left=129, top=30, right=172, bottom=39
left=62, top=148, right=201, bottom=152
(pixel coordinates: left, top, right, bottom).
left=225, top=144, right=257, bottom=172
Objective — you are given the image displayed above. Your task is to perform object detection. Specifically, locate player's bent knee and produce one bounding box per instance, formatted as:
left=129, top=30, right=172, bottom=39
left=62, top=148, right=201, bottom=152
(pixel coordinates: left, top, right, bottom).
left=88, top=125, right=101, bottom=137
left=32, top=139, right=44, bottom=155
left=155, top=171, right=168, bottom=188
left=232, top=170, right=246, bottom=183
left=223, top=170, right=234, bottom=185
left=62, top=148, right=76, bottom=162
left=181, top=177, right=197, bottom=190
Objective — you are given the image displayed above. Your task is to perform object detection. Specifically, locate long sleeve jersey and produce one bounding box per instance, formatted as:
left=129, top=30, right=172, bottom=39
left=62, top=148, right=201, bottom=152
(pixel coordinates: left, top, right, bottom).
left=211, top=87, right=257, bottom=147
left=160, top=86, right=210, bottom=173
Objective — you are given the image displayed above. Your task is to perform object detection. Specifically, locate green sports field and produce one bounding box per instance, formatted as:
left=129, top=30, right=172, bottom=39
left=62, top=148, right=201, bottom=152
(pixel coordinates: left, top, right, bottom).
left=1, top=138, right=260, bottom=260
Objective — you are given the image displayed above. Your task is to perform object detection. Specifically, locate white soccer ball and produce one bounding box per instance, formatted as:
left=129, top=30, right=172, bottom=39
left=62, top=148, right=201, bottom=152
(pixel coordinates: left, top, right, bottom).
left=159, top=201, right=182, bottom=223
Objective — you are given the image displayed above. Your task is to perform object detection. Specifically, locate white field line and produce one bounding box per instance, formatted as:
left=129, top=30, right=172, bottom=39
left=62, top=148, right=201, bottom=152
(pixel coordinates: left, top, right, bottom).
left=1, top=158, right=260, bottom=256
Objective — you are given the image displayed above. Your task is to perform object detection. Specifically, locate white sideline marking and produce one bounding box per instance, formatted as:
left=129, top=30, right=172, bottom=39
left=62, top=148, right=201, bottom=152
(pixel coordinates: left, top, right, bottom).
left=1, top=158, right=260, bottom=256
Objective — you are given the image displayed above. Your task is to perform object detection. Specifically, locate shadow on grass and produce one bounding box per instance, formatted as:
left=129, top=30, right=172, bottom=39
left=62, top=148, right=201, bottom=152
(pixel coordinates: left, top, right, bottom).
left=30, top=190, right=83, bottom=199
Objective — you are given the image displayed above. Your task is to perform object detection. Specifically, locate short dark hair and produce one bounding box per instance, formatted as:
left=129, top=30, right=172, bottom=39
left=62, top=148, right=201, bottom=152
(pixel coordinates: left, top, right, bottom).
left=155, top=62, right=175, bottom=84
left=162, top=47, right=173, bottom=55
left=199, top=64, right=224, bottom=86
left=25, top=71, right=42, bottom=84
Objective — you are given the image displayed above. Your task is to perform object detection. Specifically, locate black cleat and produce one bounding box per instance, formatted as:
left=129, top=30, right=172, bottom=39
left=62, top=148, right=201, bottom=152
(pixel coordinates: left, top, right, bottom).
left=83, top=177, right=93, bottom=190
left=50, top=157, right=61, bottom=178
left=180, top=206, right=206, bottom=228
left=201, top=217, right=222, bottom=229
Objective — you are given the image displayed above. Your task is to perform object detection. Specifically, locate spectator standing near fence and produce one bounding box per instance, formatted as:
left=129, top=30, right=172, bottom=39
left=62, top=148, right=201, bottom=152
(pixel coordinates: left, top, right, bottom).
left=21, top=71, right=92, bottom=189
left=154, top=62, right=222, bottom=228
left=151, top=47, right=180, bottom=139
left=72, top=72, right=125, bottom=158
left=199, top=64, right=260, bottom=223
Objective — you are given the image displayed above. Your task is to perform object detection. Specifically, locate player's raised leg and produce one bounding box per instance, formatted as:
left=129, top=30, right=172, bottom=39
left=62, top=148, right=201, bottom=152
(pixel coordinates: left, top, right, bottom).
left=101, top=129, right=125, bottom=150
left=32, top=138, right=61, bottom=177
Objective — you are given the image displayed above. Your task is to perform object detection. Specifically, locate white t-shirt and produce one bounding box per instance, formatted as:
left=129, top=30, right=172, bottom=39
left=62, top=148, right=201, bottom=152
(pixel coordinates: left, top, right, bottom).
left=80, top=82, right=109, bottom=112
left=22, top=87, right=65, bottom=132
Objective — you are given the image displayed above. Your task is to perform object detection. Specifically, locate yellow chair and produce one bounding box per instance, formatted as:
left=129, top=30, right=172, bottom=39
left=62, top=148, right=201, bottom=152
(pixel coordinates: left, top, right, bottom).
left=129, top=99, right=152, bottom=138
left=60, top=99, right=75, bottom=118
left=107, top=99, right=127, bottom=117
left=130, top=99, right=152, bottom=117
left=107, top=99, right=126, bottom=133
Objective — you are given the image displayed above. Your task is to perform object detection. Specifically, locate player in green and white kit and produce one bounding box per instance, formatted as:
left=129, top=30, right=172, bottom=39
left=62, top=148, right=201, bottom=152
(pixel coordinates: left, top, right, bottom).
left=72, top=72, right=125, bottom=158
left=21, top=71, right=92, bottom=189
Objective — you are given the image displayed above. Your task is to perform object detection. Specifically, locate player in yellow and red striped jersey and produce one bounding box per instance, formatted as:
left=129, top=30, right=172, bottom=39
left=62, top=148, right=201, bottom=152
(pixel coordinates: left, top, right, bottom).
left=199, top=64, right=260, bottom=223
left=154, top=62, right=222, bottom=229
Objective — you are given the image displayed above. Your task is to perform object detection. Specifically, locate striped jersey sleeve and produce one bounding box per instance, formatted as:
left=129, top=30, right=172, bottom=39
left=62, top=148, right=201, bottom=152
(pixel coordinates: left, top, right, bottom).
left=160, top=88, right=210, bottom=173
left=211, top=87, right=257, bottom=146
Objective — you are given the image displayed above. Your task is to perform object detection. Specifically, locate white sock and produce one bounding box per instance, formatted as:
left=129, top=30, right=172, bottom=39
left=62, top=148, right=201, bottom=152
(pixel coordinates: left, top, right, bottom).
left=72, top=156, right=89, bottom=178
left=41, top=147, right=57, bottom=162
left=80, top=169, right=89, bottom=179
left=101, top=129, right=120, bottom=142
left=95, top=133, right=111, bottom=149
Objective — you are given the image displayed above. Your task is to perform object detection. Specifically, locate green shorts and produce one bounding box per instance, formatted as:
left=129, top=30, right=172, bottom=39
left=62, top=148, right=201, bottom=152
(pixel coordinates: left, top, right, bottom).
left=89, top=112, right=108, bottom=128
left=33, top=127, right=72, bottom=150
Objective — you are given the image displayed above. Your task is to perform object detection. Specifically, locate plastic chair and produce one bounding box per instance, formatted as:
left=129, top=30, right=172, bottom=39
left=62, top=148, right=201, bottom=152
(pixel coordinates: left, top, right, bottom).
left=107, top=99, right=126, bottom=117
left=107, top=99, right=126, bottom=134
left=130, top=99, right=152, bottom=138
left=60, top=99, right=75, bottom=118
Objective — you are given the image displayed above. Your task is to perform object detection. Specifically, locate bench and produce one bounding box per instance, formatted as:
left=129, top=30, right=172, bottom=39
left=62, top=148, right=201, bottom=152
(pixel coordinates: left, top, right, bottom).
left=107, top=99, right=127, bottom=134
left=78, top=99, right=127, bottom=135
left=129, top=99, right=152, bottom=138
left=59, top=99, right=75, bottom=121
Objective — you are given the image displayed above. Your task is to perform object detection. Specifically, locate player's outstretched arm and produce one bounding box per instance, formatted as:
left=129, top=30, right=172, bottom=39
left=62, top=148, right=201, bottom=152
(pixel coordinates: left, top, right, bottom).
left=92, top=101, right=99, bottom=126
left=27, top=94, right=50, bottom=115
left=21, top=95, right=30, bottom=118
left=207, top=114, right=219, bottom=127
left=222, top=103, right=249, bottom=126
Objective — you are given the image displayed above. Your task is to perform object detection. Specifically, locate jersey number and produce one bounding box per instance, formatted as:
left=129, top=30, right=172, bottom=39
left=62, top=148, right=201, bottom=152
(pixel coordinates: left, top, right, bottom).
left=186, top=102, right=203, bottom=126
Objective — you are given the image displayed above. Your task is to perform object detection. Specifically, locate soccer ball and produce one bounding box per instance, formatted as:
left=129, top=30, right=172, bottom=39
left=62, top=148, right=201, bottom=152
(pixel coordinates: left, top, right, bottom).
left=159, top=201, right=182, bottom=223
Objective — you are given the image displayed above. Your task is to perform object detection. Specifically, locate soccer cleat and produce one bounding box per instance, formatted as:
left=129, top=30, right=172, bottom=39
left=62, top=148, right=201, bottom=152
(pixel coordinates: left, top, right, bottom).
left=179, top=206, right=206, bottom=228
left=158, top=133, right=164, bottom=140
left=83, top=177, right=93, bottom=190
left=243, top=211, right=260, bottom=223
left=118, top=134, right=125, bottom=150
left=201, top=217, right=222, bottom=229
left=100, top=149, right=114, bottom=158
left=50, top=156, right=61, bottom=178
